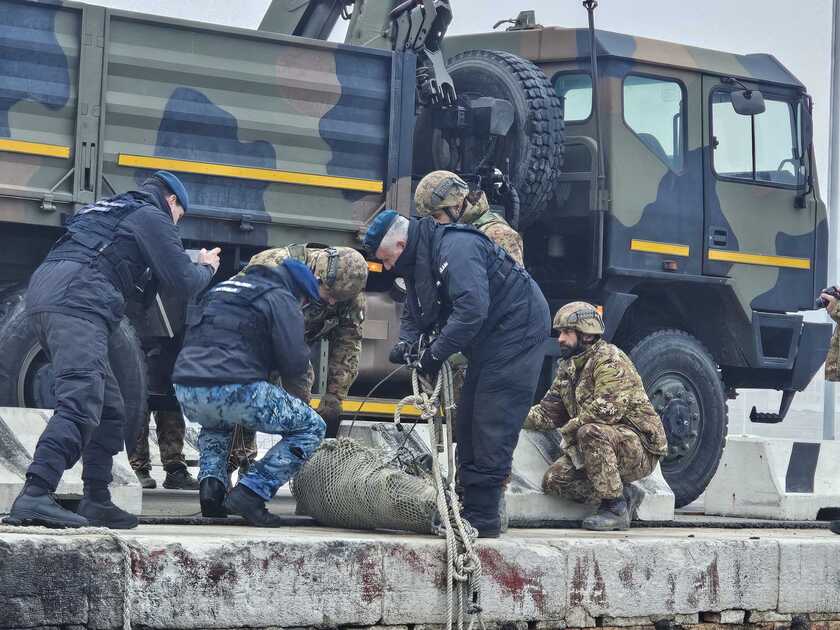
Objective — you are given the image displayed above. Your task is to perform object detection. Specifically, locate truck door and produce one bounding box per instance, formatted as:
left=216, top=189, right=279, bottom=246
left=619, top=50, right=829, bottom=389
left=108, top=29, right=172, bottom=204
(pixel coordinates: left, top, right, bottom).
left=701, top=76, right=815, bottom=312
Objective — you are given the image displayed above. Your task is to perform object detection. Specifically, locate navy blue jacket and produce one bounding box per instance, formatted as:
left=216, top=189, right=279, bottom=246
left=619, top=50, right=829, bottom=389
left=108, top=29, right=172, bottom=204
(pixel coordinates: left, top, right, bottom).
left=172, top=265, right=310, bottom=386
left=398, top=219, right=549, bottom=362
left=26, top=184, right=213, bottom=328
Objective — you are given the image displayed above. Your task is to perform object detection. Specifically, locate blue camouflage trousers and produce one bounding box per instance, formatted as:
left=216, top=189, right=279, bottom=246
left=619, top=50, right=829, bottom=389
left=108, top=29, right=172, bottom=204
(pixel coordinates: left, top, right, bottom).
left=174, top=381, right=325, bottom=500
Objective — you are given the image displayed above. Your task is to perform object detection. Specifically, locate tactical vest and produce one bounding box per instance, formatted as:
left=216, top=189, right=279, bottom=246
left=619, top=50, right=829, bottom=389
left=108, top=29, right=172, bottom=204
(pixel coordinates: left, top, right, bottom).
left=409, top=222, right=528, bottom=335
left=45, top=192, right=148, bottom=298
left=186, top=268, right=281, bottom=368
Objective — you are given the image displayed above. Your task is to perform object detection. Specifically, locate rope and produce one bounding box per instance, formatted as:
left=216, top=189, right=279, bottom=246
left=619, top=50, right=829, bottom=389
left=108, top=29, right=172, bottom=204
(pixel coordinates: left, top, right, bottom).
left=395, top=362, right=485, bottom=630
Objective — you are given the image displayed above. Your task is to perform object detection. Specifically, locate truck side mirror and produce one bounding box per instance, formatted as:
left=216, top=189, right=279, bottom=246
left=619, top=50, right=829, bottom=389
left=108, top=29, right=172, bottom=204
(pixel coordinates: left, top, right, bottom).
left=731, top=89, right=765, bottom=116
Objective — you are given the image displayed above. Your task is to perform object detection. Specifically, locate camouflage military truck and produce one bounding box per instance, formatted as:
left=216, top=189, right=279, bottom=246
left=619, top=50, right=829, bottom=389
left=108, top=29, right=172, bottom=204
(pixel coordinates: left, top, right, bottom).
left=0, top=0, right=830, bottom=506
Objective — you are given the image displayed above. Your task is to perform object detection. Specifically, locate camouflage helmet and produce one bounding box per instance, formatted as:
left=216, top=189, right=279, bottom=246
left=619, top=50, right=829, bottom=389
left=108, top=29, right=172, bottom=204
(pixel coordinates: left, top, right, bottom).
left=311, top=246, right=368, bottom=302
left=414, top=170, right=470, bottom=217
left=553, top=301, right=605, bottom=336
left=459, top=190, right=490, bottom=225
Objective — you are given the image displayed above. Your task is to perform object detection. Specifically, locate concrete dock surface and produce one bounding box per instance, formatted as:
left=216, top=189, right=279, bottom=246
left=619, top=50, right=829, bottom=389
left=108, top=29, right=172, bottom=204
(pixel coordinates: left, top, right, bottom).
left=2, top=522, right=839, bottom=630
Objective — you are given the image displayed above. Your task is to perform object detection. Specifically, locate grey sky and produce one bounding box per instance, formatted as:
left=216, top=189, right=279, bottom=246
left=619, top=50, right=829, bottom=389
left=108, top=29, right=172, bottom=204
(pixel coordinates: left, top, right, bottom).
left=89, top=0, right=834, bottom=186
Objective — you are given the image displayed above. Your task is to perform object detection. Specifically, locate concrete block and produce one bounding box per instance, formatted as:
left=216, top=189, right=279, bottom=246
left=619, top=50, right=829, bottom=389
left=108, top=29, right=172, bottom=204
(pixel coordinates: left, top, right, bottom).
left=0, top=531, right=127, bottom=630
left=564, top=607, right=596, bottom=627
left=561, top=538, right=779, bottom=618
left=703, top=610, right=745, bottom=624
left=705, top=436, right=840, bottom=520
left=508, top=431, right=674, bottom=524
left=602, top=615, right=654, bottom=626
left=778, top=540, right=840, bottom=612
left=0, top=407, right=141, bottom=514
left=380, top=538, right=567, bottom=624
left=747, top=611, right=793, bottom=623
left=674, top=613, right=701, bottom=624
left=533, top=621, right=568, bottom=630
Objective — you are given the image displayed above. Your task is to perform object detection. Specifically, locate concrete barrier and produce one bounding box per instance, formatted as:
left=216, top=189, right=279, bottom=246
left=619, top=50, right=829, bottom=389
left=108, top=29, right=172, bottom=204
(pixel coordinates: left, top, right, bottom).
left=0, top=524, right=838, bottom=629
left=0, top=407, right=141, bottom=514
left=342, top=422, right=675, bottom=524
left=705, top=435, right=840, bottom=520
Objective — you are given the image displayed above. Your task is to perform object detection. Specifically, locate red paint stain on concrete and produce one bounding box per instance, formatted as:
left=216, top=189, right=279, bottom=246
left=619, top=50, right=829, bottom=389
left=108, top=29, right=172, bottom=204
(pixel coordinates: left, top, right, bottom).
left=477, top=548, right=547, bottom=613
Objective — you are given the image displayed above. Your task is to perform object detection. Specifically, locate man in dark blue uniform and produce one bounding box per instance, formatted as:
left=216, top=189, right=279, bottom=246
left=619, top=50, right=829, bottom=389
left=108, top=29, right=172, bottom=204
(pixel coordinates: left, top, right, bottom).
left=172, top=260, right=326, bottom=526
left=5, top=171, right=219, bottom=529
left=365, top=211, right=550, bottom=537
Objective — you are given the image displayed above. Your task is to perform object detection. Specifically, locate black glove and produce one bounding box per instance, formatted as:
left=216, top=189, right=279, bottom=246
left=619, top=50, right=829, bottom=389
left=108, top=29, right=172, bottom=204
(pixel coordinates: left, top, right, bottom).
left=418, top=347, right=443, bottom=379
left=389, top=340, right=411, bottom=364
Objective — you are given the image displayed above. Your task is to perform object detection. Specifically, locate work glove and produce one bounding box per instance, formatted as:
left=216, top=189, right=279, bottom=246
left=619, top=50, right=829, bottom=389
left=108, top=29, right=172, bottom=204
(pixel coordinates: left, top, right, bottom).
left=418, top=347, right=443, bottom=380
left=389, top=340, right=412, bottom=364
left=317, top=394, right=342, bottom=439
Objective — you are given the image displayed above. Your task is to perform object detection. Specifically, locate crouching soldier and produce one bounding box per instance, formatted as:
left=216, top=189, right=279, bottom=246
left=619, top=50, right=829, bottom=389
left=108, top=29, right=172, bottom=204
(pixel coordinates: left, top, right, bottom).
left=172, top=260, right=327, bottom=526
left=524, top=302, right=668, bottom=531
left=226, top=244, right=368, bottom=475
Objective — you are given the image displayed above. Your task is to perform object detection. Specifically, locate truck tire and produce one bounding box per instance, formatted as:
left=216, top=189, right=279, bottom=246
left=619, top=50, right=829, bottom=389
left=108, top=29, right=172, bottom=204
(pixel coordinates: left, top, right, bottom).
left=0, top=295, right=149, bottom=453
left=628, top=329, right=728, bottom=508
left=415, top=49, right=565, bottom=228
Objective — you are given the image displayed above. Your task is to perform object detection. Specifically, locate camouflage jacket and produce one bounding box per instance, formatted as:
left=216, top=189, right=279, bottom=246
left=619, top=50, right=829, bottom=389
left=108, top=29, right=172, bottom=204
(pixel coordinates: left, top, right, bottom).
left=467, top=211, right=524, bottom=266
left=524, top=339, right=667, bottom=455
left=826, top=301, right=840, bottom=381
left=245, top=246, right=365, bottom=401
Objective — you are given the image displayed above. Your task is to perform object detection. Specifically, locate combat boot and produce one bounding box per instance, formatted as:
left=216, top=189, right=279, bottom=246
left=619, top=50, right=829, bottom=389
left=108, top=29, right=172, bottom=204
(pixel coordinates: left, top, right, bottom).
left=830, top=521, right=840, bottom=535
left=4, top=482, right=89, bottom=529
left=581, top=495, right=630, bottom=531
left=623, top=483, right=643, bottom=521
left=223, top=484, right=284, bottom=527
left=163, top=464, right=200, bottom=490
left=135, top=469, right=157, bottom=489
left=199, top=477, right=228, bottom=518
left=77, top=497, right=139, bottom=529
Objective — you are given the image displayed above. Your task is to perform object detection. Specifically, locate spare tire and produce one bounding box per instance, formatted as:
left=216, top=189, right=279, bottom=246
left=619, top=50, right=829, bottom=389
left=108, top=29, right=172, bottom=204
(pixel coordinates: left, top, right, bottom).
left=0, top=294, right=149, bottom=453
left=414, top=49, right=565, bottom=228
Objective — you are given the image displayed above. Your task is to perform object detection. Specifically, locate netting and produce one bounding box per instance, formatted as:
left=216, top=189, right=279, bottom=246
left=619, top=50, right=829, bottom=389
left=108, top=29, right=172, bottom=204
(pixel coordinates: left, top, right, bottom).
left=291, top=437, right=439, bottom=533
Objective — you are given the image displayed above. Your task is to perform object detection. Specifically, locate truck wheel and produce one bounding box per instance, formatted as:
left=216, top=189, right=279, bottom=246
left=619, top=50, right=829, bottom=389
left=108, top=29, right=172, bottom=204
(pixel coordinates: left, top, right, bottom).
left=628, top=329, right=728, bottom=508
left=415, top=49, right=565, bottom=228
left=0, top=296, right=149, bottom=453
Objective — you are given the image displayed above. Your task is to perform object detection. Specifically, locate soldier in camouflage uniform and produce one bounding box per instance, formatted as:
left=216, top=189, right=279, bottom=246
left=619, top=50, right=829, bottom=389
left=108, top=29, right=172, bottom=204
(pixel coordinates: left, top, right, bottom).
left=412, top=170, right=523, bottom=264
left=229, top=244, right=368, bottom=474
left=130, top=410, right=199, bottom=490
left=523, top=302, right=668, bottom=531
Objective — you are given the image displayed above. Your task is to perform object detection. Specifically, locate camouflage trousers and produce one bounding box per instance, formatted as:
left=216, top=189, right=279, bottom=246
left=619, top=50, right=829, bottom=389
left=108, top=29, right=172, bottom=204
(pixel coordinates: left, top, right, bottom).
left=129, top=410, right=187, bottom=472
left=174, top=381, right=325, bottom=501
left=227, top=366, right=314, bottom=473
left=542, top=423, right=658, bottom=502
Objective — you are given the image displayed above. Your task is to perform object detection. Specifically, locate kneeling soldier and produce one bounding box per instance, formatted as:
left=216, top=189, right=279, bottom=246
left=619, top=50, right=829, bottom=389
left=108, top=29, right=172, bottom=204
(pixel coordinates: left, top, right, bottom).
left=523, top=302, right=668, bottom=531
left=172, top=260, right=326, bottom=526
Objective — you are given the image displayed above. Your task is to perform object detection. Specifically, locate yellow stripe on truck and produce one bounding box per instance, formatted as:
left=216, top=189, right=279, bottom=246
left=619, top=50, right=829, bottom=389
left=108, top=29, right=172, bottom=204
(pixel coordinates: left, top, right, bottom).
left=117, top=154, right=384, bottom=193
left=630, top=239, right=690, bottom=257
left=0, top=138, right=71, bottom=159
left=310, top=398, right=422, bottom=417
left=708, top=249, right=811, bottom=270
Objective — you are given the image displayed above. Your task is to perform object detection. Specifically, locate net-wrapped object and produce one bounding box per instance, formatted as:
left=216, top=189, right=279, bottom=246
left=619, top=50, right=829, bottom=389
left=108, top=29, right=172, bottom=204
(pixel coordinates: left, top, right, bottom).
left=291, top=437, right=439, bottom=533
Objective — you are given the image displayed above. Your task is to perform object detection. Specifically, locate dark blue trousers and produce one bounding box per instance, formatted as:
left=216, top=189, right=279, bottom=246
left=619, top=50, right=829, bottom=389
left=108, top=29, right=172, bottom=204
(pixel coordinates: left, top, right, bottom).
left=27, top=312, right=126, bottom=491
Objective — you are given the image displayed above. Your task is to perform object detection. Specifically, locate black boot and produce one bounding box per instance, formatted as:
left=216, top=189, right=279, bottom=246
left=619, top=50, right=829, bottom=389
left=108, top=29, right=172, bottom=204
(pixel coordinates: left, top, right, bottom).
left=582, top=495, right=629, bottom=531
left=200, top=477, right=228, bottom=518
left=462, top=485, right=503, bottom=538
left=134, top=469, right=157, bottom=489
left=163, top=464, right=200, bottom=490
left=4, top=481, right=89, bottom=529
left=223, top=484, right=284, bottom=527
left=831, top=521, right=840, bottom=535
left=77, top=497, right=139, bottom=529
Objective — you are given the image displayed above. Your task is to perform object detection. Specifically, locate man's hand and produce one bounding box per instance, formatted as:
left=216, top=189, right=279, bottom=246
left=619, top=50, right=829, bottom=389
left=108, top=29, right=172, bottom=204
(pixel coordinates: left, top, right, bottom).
left=558, top=417, right=581, bottom=444
left=317, top=394, right=342, bottom=438
left=418, top=347, right=443, bottom=380
left=389, top=340, right=411, bottom=364
left=823, top=287, right=839, bottom=311
left=199, top=247, right=221, bottom=273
